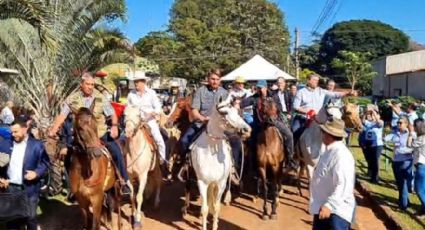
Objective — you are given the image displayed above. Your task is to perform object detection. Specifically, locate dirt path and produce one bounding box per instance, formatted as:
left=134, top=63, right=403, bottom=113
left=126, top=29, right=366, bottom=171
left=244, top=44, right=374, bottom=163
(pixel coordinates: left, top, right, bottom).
left=36, top=177, right=387, bottom=230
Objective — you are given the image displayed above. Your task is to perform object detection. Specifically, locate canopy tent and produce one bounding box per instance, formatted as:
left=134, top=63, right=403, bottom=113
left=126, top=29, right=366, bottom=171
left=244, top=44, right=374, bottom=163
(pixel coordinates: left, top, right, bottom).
left=221, top=55, right=295, bottom=81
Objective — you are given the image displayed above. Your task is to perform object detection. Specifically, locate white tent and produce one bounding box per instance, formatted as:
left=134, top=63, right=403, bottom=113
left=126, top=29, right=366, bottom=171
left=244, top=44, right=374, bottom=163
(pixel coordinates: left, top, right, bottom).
left=221, top=55, right=295, bottom=81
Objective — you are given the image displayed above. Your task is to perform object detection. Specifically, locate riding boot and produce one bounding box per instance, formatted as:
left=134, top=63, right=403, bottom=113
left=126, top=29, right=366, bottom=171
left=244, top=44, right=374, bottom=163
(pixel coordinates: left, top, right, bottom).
left=84, top=156, right=104, bottom=187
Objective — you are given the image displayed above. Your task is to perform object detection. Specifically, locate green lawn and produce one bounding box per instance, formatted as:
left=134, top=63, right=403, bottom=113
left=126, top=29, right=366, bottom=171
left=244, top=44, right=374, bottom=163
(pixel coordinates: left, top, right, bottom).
left=350, top=136, right=425, bottom=229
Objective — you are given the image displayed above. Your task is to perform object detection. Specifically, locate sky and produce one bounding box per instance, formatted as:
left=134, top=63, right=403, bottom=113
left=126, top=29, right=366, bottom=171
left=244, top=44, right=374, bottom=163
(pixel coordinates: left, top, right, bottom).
left=117, top=0, right=425, bottom=46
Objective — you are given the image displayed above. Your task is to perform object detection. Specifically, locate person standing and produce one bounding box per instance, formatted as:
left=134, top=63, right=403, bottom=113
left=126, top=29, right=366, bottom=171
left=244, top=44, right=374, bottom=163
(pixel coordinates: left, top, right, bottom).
left=310, top=118, right=355, bottom=230
left=409, top=118, right=425, bottom=218
left=359, top=105, right=384, bottom=183
left=384, top=116, right=414, bottom=210
left=406, top=103, right=418, bottom=130
left=0, top=101, right=15, bottom=125
left=0, top=118, right=50, bottom=230
left=388, top=100, right=405, bottom=131
left=125, top=73, right=167, bottom=163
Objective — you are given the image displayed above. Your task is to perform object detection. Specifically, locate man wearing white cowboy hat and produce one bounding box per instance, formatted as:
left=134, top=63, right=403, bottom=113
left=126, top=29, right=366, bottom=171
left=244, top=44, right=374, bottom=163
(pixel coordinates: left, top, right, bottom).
left=163, top=80, right=182, bottom=114
left=125, top=72, right=167, bottom=164
left=310, top=118, right=355, bottom=230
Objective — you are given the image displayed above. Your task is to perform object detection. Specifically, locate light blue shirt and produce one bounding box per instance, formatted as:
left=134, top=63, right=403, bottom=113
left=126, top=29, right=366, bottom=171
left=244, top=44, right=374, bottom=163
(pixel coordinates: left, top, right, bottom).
left=126, top=88, right=162, bottom=120
left=293, top=87, right=342, bottom=113
left=363, top=120, right=384, bottom=147
left=391, top=111, right=405, bottom=128
left=384, top=130, right=414, bottom=162
left=7, top=136, right=28, bottom=185
left=407, top=111, right=418, bottom=125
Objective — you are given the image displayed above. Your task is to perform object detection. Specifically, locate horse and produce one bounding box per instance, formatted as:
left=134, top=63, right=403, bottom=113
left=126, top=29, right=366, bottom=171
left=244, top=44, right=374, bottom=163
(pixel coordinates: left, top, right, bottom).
left=296, top=101, right=363, bottom=197
left=124, top=106, right=162, bottom=229
left=255, top=98, right=285, bottom=220
left=190, top=99, right=251, bottom=230
left=69, top=104, right=120, bottom=230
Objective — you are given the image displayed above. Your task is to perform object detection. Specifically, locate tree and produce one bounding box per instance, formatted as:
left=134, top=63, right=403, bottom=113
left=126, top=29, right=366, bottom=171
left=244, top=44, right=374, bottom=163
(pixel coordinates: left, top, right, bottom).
left=0, top=0, right=131, bottom=126
left=137, top=0, right=290, bottom=80
left=320, top=20, right=409, bottom=73
left=331, top=51, right=377, bottom=95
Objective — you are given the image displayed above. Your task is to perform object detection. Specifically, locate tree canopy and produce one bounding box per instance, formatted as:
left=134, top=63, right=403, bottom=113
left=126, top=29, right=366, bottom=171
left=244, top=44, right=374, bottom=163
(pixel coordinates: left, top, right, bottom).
left=319, top=20, right=409, bottom=73
left=136, top=0, right=290, bottom=80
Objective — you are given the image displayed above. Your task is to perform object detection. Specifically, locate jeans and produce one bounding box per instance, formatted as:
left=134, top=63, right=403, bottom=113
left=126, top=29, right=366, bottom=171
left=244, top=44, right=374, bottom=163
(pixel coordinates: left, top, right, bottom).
left=392, top=160, right=414, bottom=210
left=415, top=163, right=425, bottom=212
left=273, top=120, right=294, bottom=163
left=101, top=133, right=129, bottom=181
left=362, top=145, right=383, bottom=182
left=6, top=185, right=38, bottom=230
left=292, top=115, right=306, bottom=141
left=313, top=214, right=350, bottom=230
left=180, top=125, right=202, bottom=158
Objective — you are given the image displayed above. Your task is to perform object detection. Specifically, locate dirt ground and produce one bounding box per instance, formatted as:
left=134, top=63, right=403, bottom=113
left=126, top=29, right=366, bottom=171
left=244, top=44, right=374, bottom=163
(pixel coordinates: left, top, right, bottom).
left=35, top=176, right=388, bottom=230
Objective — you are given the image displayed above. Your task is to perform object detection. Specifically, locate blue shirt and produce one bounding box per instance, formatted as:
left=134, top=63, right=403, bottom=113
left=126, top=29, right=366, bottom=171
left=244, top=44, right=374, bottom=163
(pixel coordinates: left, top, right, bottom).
left=191, top=85, right=228, bottom=127
left=391, top=111, right=405, bottom=128
left=363, top=120, right=384, bottom=147
left=293, top=87, right=342, bottom=113
left=384, top=130, right=414, bottom=162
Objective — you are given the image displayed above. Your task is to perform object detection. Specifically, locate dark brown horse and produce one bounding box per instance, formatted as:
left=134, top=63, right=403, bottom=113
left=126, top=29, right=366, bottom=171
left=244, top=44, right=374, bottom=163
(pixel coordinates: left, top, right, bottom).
left=256, top=98, right=284, bottom=220
left=69, top=103, right=120, bottom=230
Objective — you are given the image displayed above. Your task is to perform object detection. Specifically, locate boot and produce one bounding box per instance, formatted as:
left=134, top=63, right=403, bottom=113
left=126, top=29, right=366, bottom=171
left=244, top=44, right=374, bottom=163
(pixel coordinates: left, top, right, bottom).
left=84, top=156, right=104, bottom=187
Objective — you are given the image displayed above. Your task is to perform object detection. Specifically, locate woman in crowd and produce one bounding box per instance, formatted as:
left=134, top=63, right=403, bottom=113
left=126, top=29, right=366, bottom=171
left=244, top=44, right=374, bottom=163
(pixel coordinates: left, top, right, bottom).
left=384, top=116, right=414, bottom=210
left=409, top=118, right=425, bottom=218
left=359, top=104, right=384, bottom=183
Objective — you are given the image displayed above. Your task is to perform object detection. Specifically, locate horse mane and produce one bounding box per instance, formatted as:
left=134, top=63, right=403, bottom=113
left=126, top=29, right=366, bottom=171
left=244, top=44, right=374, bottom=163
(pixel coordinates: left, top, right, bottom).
left=263, top=98, right=278, bottom=119
left=74, top=107, right=99, bottom=149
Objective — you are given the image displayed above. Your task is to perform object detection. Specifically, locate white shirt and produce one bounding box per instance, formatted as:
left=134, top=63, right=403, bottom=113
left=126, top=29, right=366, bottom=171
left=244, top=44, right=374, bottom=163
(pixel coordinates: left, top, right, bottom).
left=310, top=141, right=356, bottom=223
left=7, top=136, right=28, bottom=185
left=407, top=111, right=418, bottom=125
left=126, top=88, right=162, bottom=121
left=0, top=106, right=14, bottom=125
left=411, top=135, right=425, bottom=165
left=277, top=91, right=287, bottom=112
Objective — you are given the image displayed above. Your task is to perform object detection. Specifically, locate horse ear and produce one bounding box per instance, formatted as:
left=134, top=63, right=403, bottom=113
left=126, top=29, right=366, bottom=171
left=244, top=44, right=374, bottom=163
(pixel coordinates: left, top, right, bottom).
left=68, top=104, right=78, bottom=115
left=89, top=100, right=96, bottom=113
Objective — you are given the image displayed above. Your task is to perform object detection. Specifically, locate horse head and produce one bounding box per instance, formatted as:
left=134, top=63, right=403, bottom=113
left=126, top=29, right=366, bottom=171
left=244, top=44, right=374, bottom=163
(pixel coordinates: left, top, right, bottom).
left=124, top=106, right=141, bottom=138
left=71, top=102, right=99, bottom=150
left=263, top=98, right=279, bottom=119
left=215, top=97, right=251, bottom=139
left=342, top=103, right=363, bottom=132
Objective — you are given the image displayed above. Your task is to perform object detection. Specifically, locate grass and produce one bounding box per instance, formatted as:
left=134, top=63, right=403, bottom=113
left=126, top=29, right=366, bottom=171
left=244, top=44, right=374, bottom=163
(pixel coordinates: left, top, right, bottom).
left=350, top=134, right=425, bottom=230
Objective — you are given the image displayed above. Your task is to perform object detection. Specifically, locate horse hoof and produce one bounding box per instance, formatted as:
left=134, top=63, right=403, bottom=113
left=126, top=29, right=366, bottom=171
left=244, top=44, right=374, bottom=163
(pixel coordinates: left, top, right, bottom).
left=262, top=215, right=269, bottom=221
left=270, top=214, right=277, bottom=220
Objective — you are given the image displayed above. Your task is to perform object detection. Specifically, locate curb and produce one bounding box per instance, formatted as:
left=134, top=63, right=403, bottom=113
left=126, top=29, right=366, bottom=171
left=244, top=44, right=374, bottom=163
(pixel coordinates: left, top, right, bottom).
left=355, top=179, right=410, bottom=230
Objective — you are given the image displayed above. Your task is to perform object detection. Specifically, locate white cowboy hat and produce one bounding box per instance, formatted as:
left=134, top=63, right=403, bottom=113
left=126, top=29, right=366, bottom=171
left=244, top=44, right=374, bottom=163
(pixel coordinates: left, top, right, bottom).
left=170, top=81, right=179, bottom=87
left=130, top=72, right=149, bottom=81
left=319, top=118, right=347, bottom=138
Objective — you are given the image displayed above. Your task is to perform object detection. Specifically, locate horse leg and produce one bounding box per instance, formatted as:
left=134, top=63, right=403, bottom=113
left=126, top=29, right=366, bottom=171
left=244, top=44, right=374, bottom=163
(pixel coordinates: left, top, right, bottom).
left=77, top=196, right=90, bottom=229
left=297, top=161, right=304, bottom=197
left=270, top=175, right=279, bottom=220
left=197, top=180, right=209, bottom=230
left=259, top=168, right=269, bottom=220
left=181, top=179, right=191, bottom=217
left=90, top=194, right=104, bottom=230
left=253, top=176, right=261, bottom=203
left=153, top=182, right=161, bottom=210
left=134, top=172, right=148, bottom=229
left=212, top=181, right=227, bottom=230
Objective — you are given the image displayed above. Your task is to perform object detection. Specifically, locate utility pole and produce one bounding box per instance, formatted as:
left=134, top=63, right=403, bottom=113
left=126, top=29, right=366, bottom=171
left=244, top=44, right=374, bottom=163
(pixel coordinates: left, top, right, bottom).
left=294, top=27, right=300, bottom=80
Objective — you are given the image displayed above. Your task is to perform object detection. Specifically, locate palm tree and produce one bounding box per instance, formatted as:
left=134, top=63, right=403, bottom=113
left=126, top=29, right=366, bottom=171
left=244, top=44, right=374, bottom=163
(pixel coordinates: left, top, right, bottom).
left=0, top=0, right=134, bottom=126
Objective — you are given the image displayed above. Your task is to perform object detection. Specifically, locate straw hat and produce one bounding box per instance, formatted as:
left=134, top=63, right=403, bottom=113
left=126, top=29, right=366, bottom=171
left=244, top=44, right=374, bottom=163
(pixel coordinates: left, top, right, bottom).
left=319, top=118, right=347, bottom=138
left=234, top=76, right=246, bottom=84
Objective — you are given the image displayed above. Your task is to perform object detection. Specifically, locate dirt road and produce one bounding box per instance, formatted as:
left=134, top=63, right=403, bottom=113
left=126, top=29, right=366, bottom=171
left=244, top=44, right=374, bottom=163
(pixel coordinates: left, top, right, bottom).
left=36, top=176, right=388, bottom=230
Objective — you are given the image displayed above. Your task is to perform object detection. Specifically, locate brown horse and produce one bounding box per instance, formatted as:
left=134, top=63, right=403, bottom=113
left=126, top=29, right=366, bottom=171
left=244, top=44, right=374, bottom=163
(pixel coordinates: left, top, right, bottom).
left=255, top=98, right=285, bottom=220
left=69, top=104, right=120, bottom=230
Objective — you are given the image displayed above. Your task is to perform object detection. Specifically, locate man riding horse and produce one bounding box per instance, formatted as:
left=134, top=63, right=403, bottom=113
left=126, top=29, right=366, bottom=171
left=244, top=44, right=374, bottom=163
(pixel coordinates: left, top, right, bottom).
left=179, top=69, right=228, bottom=166
left=292, top=74, right=354, bottom=142
left=241, top=80, right=296, bottom=170
left=49, top=73, right=131, bottom=194
left=125, top=73, right=167, bottom=164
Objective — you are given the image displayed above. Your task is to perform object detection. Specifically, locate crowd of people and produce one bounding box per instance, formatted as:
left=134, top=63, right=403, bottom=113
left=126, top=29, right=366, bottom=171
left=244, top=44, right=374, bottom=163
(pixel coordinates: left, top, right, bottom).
left=1, top=68, right=424, bottom=229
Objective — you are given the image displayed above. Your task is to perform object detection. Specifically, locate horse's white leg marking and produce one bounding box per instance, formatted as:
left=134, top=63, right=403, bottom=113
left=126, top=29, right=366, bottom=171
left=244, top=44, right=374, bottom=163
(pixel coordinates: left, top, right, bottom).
left=135, top=171, right=148, bottom=223
left=198, top=180, right=209, bottom=230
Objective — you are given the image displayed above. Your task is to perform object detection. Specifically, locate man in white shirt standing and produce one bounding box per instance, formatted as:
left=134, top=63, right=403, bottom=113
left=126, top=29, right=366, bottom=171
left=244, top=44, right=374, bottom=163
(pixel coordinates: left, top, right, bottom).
left=0, top=101, right=15, bottom=125
left=125, top=73, right=166, bottom=163
left=310, top=118, right=355, bottom=230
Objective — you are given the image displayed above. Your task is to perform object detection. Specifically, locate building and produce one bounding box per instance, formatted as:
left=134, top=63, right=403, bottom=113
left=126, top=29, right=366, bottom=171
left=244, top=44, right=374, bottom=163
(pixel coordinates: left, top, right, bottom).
left=373, top=50, right=425, bottom=99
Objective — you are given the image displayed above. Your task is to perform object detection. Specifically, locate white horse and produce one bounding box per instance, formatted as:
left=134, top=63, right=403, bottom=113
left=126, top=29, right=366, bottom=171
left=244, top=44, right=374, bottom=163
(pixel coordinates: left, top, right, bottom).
left=297, top=102, right=363, bottom=195
left=190, top=100, right=251, bottom=230
left=124, top=106, right=161, bottom=229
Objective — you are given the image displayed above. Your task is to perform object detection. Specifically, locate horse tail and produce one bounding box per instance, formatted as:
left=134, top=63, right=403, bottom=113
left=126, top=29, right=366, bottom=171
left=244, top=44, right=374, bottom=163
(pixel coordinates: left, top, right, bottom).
left=207, top=182, right=219, bottom=214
